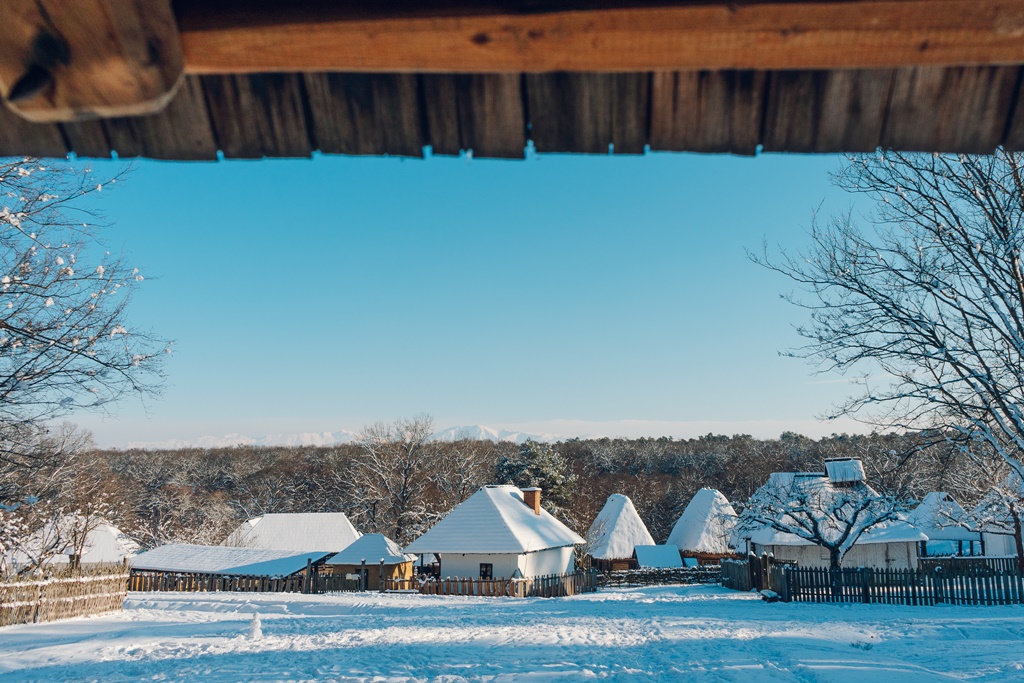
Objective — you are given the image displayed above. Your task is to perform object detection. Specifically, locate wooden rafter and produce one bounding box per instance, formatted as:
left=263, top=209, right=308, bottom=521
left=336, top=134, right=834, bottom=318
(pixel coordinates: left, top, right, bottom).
left=177, top=0, right=1024, bottom=74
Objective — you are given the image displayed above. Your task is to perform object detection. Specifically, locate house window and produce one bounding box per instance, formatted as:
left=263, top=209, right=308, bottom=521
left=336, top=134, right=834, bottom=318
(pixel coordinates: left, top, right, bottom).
left=480, top=563, right=493, bottom=580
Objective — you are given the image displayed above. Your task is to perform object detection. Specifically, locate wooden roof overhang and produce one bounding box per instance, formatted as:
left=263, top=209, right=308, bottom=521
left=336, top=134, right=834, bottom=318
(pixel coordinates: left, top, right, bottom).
left=1, top=0, right=1024, bottom=160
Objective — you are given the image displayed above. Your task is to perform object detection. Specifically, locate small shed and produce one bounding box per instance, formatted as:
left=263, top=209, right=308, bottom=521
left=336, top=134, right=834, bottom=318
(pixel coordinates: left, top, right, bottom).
left=633, top=545, right=684, bottom=569
left=222, top=512, right=361, bottom=552
left=325, top=533, right=416, bottom=589
left=666, top=488, right=738, bottom=563
left=405, top=485, right=584, bottom=580
left=132, top=544, right=332, bottom=577
left=586, top=494, right=655, bottom=571
left=907, top=492, right=982, bottom=557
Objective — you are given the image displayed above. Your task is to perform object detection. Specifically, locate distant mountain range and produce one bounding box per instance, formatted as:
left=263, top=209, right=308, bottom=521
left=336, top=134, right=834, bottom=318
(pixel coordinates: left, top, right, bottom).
left=122, top=425, right=558, bottom=450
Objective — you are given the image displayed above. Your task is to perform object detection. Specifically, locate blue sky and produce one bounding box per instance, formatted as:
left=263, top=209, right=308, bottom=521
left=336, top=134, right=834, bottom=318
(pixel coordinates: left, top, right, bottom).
left=68, top=150, right=871, bottom=446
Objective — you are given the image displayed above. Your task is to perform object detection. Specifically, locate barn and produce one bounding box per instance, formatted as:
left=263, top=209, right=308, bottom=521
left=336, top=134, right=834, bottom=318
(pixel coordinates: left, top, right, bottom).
left=221, top=512, right=361, bottom=553
left=666, top=488, right=738, bottom=563
left=325, top=533, right=416, bottom=590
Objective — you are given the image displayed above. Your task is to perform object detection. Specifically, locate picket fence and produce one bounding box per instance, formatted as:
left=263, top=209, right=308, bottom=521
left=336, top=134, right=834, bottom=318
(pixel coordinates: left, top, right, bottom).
left=384, top=571, right=598, bottom=598
left=0, top=564, right=130, bottom=626
left=597, top=566, right=721, bottom=588
left=721, top=559, right=753, bottom=592
left=129, top=570, right=359, bottom=594
left=768, top=564, right=1024, bottom=606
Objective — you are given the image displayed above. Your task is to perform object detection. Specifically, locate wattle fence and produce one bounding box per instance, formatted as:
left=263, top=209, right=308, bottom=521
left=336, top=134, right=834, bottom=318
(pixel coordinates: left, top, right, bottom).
left=384, top=571, right=598, bottom=598
left=0, top=564, right=130, bottom=626
left=597, top=566, right=720, bottom=588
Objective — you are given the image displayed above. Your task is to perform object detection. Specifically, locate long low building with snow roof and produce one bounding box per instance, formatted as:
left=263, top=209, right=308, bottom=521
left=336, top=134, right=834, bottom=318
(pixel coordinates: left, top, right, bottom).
left=132, top=544, right=333, bottom=577
left=404, top=485, right=585, bottom=580
left=221, top=512, right=361, bottom=553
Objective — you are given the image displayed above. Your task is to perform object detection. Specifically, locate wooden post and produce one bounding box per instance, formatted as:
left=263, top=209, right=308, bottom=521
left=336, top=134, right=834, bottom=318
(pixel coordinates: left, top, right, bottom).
left=302, top=559, right=313, bottom=595
left=360, top=560, right=367, bottom=592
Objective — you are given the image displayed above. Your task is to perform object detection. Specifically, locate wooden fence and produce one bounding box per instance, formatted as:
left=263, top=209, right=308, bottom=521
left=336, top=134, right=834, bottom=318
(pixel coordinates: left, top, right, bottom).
left=0, top=564, right=130, bottom=626
left=384, top=571, right=598, bottom=598
left=597, top=566, right=720, bottom=588
left=721, top=559, right=753, bottom=592
left=920, top=556, right=1021, bottom=574
left=129, top=570, right=360, bottom=594
left=770, top=565, right=1024, bottom=606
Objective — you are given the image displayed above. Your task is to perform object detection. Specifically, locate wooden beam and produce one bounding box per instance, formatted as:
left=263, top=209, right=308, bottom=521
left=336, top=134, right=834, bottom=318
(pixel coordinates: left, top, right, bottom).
left=0, top=0, right=183, bottom=123
left=177, top=0, right=1024, bottom=74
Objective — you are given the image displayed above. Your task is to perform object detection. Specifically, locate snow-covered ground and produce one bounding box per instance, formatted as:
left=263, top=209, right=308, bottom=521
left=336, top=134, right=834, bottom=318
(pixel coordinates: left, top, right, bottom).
left=0, top=585, right=1022, bottom=682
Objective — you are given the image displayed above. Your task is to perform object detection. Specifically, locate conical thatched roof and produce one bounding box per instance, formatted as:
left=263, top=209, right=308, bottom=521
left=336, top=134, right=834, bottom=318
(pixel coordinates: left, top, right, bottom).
left=587, top=494, right=655, bottom=560
left=667, top=489, right=738, bottom=554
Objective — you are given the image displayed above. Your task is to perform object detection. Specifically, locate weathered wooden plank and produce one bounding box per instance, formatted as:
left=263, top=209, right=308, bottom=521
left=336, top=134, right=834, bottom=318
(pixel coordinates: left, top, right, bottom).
left=201, top=74, right=311, bottom=158
left=650, top=70, right=766, bottom=154
left=177, top=1, right=1024, bottom=74
left=762, top=69, right=892, bottom=152
left=0, top=105, right=67, bottom=157
left=0, top=0, right=183, bottom=122
left=103, top=76, right=218, bottom=160
left=303, top=73, right=424, bottom=157
left=525, top=72, right=649, bottom=154
left=60, top=121, right=111, bottom=158
left=422, top=73, right=525, bottom=158
left=883, top=65, right=1020, bottom=153
left=1003, top=70, right=1024, bottom=152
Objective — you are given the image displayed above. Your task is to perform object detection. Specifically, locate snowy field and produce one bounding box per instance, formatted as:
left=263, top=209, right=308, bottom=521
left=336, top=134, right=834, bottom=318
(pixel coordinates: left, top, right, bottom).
left=0, top=585, right=1022, bottom=682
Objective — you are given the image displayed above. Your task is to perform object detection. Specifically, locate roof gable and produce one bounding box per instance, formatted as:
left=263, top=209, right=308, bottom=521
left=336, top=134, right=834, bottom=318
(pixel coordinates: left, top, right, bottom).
left=405, top=485, right=585, bottom=554
left=587, top=494, right=655, bottom=560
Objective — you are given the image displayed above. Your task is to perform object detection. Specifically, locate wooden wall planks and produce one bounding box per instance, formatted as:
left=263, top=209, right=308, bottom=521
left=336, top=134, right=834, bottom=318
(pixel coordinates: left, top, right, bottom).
left=2, top=66, right=1023, bottom=160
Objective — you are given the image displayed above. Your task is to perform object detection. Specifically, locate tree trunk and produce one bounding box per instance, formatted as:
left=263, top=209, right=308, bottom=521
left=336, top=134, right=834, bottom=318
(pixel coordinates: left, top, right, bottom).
left=1010, top=501, right=1024, bottom=573
left=829, top=547, right=841, bottom=571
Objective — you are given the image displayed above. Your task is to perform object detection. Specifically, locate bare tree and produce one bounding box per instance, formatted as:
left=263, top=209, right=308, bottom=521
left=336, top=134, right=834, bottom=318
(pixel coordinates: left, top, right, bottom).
left=755, top=150, right=1024, bottom=491
left=743, top=468, right=902, bottom=569
left=345, top=415, right=440, bottom=544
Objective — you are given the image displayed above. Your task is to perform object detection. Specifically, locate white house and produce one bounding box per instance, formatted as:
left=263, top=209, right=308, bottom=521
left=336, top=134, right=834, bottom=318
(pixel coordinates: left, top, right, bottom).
left=666, top=488, right=737, bottom=557
left=404, top=485, right=585, bottom=579
left=222, top=512, right=361, bottom=553
left=906, top=492, right=982, bottom=557
left=745, top=459, right=927, bottom=570
left=586, top=493, right=655, bottom=570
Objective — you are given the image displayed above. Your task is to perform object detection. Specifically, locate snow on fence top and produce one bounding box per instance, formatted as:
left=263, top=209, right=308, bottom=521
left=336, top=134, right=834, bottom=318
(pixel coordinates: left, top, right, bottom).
left=405, top=485, right=585, bottom=555
left=132, top=544, right=332, bottom=577
left=221, top=512, right=361, bottom=553
left=633, top=545, right=684, bottom=569
left=824, top=458, right=866, bottom=484
left=587, top=494, right=655, bottom=560
left=907, top=492, right=977, bottom=541
left=327, top=534, right=415, bottom=566
left=667, top=488, right=738, bottom=554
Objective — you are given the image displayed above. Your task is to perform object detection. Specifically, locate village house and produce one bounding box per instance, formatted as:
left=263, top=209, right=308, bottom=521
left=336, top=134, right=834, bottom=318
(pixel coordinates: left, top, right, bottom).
left=132, top=544, right=333, bottom=578
left=667, top=488, right=738, bottom=563
left=745, top=459, right=928, bottom=570
left=404, top=486, right=584, bottom=580
left=586, top=493, right=655, bottom=571
left=907, top=492, right=983, bottom=557
left=8, top=515, right=139, bottom=572
left=221, top=512, right=361, bottom=553
left=325, top=533, right=416, bottom=589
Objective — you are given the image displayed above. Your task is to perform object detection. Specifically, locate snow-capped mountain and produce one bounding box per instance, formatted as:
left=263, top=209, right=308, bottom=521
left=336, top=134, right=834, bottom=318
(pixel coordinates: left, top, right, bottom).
left=430, top=425, right=556, bottom=444
left=122, top=425, right=555, bottom=450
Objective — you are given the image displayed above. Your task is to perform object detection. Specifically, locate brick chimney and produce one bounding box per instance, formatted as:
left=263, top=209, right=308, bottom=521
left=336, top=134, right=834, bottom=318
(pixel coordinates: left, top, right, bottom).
left=522, top=487, right=541, bottom=515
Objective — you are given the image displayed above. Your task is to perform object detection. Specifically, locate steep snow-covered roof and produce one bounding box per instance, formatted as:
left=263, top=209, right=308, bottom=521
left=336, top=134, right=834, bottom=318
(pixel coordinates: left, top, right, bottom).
left=327, top=534, right=415, bottom=566
left=405, top=485, right=585, bottom=554
left=222, top=512, right=360, bottom=552
left=907, top=492, right=977, bottom=541
left=667, top=489, right=738, bottom=554
left=749, top=520, right=927, bottom=546
left=11, top=516, right=139, bottom=569
left=587, top=494, right=655, bottom=560
left=132, top=544, right=332, bottom=576
left=634, top=545, right=683, bottom=569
